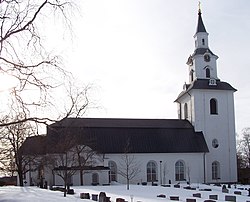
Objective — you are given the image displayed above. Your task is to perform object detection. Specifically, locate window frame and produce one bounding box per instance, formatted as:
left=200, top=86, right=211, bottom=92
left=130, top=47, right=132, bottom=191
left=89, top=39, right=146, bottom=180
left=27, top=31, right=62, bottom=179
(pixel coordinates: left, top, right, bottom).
left=212, top=161, right=220, bottom=180
left=206, top=68, right=210, bottom=78
left=175, top=160, right=185, bottom=181
left=210, top=98, right=218, bottom=115
left=108, top=161, right=117, bottom=182
left=202, top=38, right=205, bottom=45
left=147, top=161, right=157, bottom=182
left=212, top=139, right=219, bottom=148
left=92, top=173, right=99, bottom=185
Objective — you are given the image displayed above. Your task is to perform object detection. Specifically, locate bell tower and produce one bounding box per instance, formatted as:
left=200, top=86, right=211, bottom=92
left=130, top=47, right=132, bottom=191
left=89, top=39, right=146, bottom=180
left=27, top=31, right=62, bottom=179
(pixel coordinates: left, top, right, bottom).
left=175, top=7, right=237, bottom=183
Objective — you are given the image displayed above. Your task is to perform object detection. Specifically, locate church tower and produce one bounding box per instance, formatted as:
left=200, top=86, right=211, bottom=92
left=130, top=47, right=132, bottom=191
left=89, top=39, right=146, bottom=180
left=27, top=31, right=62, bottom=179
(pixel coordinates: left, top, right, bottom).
left=175, top=8, right=237, bottom=183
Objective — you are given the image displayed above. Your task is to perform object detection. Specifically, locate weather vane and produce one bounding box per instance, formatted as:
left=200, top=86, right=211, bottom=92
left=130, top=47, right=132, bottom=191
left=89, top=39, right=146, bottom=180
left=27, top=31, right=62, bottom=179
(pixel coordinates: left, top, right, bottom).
left=198, top=1, right=201, bottom=13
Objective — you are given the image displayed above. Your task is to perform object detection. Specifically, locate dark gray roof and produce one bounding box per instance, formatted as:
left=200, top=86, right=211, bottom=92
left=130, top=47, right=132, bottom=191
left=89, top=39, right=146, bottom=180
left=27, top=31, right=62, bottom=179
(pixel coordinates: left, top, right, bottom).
left=175, top=79, right=237, bottom=101
left=46, top=118, right=208, bottom=154
left=196, top=11, right=207, bottom=34
left=21, top=118, right=209, bottom=155
left=192, top=48, right=217, bottom=57
left=20, top=135, right=47, bottom=155
left=51, top=118, right=194, bottom=128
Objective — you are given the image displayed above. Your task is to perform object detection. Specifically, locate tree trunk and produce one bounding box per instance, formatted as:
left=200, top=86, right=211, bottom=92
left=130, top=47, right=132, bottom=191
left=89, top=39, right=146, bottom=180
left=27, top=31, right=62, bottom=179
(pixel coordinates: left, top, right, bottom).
left=18, top=170, right=24, bottom=187
left=80, top=169, right=83, bottom=185
left=64, top=181, right=67, bottom=197
left=17, top=154, right=24, bottom=187
left=127, top=178, right=129, bottom=190
left=64, top=169, right=67, bottom=197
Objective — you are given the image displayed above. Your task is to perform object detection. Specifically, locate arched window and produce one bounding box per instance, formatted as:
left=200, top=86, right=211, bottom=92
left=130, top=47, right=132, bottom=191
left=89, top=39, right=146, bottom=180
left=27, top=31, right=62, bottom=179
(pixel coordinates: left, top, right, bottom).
left=190, top=70, right=194, bottom=82
left=210, top=98, right=218, bottom=115
left=175, top=160, right=185, bottom=181
left=202, top=38, right=205, bottom=45
left=206, top=68, right=210, bottom=78
left=147, top=161, right=157, bottom=182
left=108, top=161, right=117, bottom=182
left=92, top=173, right=99, bottom=185
left=212, top=161, right=220, bottom=180
left=184, top=103, right=188, bottom=119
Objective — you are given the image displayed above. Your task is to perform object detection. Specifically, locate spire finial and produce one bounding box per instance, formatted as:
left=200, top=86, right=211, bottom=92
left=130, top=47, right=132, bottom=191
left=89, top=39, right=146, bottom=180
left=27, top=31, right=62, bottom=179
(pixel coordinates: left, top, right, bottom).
left=198, top=1, right=201, bottom=14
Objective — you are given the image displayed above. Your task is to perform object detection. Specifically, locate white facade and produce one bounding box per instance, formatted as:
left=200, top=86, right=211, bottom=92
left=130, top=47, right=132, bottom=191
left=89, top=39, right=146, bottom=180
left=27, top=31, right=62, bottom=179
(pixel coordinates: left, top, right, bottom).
left=104, top=153, right=205, bottom=185
left=176, top=11, right=237, bottom=183
left=23, top=152, right=206, bottom=186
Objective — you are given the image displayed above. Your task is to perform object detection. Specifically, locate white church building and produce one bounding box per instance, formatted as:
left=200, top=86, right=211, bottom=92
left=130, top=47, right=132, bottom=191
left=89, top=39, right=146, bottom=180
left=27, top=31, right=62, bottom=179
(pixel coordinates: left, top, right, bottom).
left=21, top=9, right=237, bottom=187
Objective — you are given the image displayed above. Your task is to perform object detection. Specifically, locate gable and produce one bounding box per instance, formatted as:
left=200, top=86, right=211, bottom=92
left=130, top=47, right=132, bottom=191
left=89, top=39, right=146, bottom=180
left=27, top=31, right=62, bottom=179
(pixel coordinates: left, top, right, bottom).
left=175, top=79, right=237, bottom=102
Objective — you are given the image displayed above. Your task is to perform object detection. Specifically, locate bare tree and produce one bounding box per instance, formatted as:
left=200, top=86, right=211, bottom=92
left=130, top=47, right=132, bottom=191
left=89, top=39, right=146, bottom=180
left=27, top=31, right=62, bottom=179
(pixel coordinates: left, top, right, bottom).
left=0, top=113, right=40, bottom=186
left=118, top=139, right=141, bottom=190
left=118, top=153, right=141, bottom=190
left=50, top=135, right=78, bottom=197
left=47, top=132, right=98, bottom=196
left=0, top=0, right=96, bottom=180
left=0, top=0, right=91, bottom=128
left=237, top=128, right=250, bottom=168
left=74, top=144, right=97, bottom=186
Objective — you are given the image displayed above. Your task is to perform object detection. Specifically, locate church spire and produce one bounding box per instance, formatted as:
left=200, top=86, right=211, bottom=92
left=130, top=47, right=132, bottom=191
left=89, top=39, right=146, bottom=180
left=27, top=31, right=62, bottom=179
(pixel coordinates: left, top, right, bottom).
left=195, top=3, right=207, bottom=34
left=186, top=5, right=219, bottom=83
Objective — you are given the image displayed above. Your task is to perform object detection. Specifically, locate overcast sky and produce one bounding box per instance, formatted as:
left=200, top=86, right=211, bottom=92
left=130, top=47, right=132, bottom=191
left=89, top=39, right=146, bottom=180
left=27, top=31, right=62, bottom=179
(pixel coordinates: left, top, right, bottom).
left=48, top=0, right=250, bottom=134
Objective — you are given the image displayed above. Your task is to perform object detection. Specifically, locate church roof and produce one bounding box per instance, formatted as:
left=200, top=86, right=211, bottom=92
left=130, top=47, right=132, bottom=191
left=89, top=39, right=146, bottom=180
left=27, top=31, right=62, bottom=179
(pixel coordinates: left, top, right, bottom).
left=20, top=135, right=47, bottom=155
left=46, top=118, right=209, bottom=154
left=51, top=118, right=193, bottom=128
left=192, top=48, right=217, bottom=57
left=195, top=11, right=207, bottom=34
left=175, top=79, right=237, bottom=101
left=21, top=118, right=209, bottom=155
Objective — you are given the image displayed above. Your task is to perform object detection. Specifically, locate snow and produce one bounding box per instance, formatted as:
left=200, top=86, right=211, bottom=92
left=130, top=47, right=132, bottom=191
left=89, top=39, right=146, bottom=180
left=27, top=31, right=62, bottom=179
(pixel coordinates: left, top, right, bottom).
left=0, top=183, right=250, bottom=202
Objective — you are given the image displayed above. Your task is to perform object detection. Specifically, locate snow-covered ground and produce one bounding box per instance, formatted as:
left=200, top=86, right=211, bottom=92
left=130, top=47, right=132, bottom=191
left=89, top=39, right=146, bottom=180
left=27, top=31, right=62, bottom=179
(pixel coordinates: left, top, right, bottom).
left=0, top=183, right=249, bottom=202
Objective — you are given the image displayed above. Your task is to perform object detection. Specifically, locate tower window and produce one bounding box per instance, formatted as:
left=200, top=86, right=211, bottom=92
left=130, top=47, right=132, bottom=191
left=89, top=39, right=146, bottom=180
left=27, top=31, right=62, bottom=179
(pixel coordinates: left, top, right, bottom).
left=184, top=103, right=188, bottom=119
left=204, top=54, right=210, bottom=62
left=212, top=161, right=220, bottom=180
left=212, top=139, right=219, bottom=148
left=190, top=70, right=194, bottom=82
left=206, top=68, right=210, bottom=78
left=202, top=38, right=205, bottom=45
left=210, top=98, right=218, bottom=115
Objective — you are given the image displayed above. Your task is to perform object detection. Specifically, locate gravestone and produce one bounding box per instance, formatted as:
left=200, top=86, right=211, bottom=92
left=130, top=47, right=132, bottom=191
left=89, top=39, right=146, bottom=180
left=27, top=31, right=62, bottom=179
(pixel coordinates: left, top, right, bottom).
left=170, top=196, right=179, bottom=201
left=67, top=189, right=74, bottom=195
left=234, top=191, right=241, bottom=195
left=209, top=195, right=217, bottom=200
left=225, top=195, right=236, bottom=202
left=99, top=192, right=106, bottom=202
left=193, top=193, right=201, bottom=198
left=157, top=194, right=166, bottom=198
left=92, top=194, right=98, bottom=201
left=80, top=193, right=90, bottom=199
left=116, top=198, right=125, bottom=202
left=186, top=199, right=196, bottom=202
